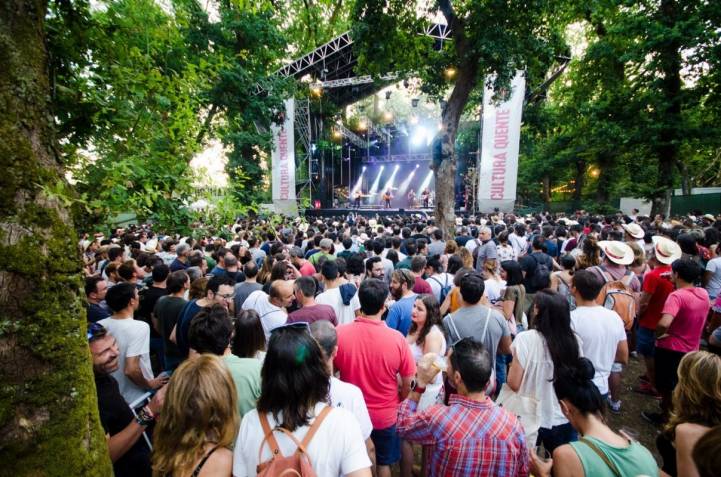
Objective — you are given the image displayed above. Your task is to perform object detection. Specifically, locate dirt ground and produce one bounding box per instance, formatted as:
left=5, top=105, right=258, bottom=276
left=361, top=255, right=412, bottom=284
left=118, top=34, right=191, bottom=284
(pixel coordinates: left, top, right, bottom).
left=392, top=352, right=663, bottom=475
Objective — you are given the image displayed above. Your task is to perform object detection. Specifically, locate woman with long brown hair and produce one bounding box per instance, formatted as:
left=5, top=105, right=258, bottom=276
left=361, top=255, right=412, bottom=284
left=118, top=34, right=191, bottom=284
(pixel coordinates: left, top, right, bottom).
left=152, top=354, right=238, bottom=477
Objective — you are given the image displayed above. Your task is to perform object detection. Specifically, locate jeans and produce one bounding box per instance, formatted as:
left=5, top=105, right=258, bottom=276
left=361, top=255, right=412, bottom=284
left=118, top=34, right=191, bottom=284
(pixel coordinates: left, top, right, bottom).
left=495, top=353, right=511, bottom=388
left=536, top=422, right=578, bottom=453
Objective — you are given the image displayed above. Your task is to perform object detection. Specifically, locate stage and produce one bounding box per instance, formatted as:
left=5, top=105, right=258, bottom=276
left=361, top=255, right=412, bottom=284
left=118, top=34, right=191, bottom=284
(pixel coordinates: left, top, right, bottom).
left=304, top=207, right=435, bottom=218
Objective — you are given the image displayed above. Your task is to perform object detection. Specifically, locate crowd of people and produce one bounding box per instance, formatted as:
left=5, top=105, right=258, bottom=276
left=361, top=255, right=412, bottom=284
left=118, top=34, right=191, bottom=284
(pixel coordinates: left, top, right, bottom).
left=82, top=208, right=721, bottom=477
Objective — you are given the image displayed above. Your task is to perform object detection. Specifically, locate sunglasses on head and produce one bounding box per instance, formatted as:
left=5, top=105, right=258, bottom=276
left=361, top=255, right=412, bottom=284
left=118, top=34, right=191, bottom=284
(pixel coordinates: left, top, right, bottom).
left=87, top=322, right=106, bottom=342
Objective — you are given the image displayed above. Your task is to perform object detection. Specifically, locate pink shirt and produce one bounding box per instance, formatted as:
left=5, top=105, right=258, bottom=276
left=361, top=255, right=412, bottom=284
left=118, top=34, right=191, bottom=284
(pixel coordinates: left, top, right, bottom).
left=658, top=287, right=710, bottom=353
left=299, top=261, right=316, bottom=277
left=335, top=317, right=416, bottom=429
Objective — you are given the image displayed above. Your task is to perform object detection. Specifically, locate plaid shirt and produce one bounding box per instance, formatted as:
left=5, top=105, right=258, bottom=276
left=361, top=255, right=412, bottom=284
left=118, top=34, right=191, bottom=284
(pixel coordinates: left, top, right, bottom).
left=397, top=394, right=529, bottom=477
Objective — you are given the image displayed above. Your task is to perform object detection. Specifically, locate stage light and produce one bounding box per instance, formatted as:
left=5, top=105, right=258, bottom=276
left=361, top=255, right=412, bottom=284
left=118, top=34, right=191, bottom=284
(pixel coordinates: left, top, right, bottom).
left=416, top=163, right=420, bottom=168
left=358, top=119, right=367, bottom=131
left=382, top=165, right=401, bottom=194
left=395, top=164, right=400, bottom=170
left=444, top=67, right=457, bottom=79
left=412, top=127, right=427, bottom=146
left=417, top=170, right=434, bottom=195
left=411, top=98, right=420, bottom=108
left=332, top=129, right=342, bottom=140
left=310, top=81, right=323, bottom=96
left=381, top=165, right=385, bottom=170
left=369, top=166, right=385, bottom=196
left=397, top=169, right=416, bottom=196
left=362, top=166, right=367, bottom=171
left=385, top=91, right=392, bottom=100
left=383, top=111, right=393, bottom=123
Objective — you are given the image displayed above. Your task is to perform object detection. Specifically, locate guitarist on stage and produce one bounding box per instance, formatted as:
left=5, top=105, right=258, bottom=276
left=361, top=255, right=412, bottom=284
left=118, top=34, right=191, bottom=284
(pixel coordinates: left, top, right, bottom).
left=353, top=190, right=363, bottom=209
left=421, top=188, right=430, bottom=208
left=407, top=189, right=416, bottom=208
left=383, top=189, right=393, bottom=208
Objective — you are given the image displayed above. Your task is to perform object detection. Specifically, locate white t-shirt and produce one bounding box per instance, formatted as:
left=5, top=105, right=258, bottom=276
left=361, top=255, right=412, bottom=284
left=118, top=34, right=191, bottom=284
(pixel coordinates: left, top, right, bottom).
left=428, top=273, right=454, bottom=303
left=233, top=403, right=371, bottom=477
left=484, top=278, right=507, bottom=303
left=706, top=257, right=721, bottom=299
left=570, top=306, right=626, bottom=395
left=316, top=288, right=361, bottom=325
left=242, top=290, right=287, bottom=340
left=98, top=317, right=153, bottom=405
left=512, top=330, right=583, bottom=428
left=330, top=377, right=372, bottom=440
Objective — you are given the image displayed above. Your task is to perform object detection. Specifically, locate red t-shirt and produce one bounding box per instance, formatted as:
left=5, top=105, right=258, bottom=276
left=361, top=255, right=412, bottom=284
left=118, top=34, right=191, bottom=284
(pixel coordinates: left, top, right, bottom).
left=412, top=277, right=433, bottom=295
left=299, top=261, right=316, bottom=277
left=658, top=287, right=710, bottom=353
left=334, top=317, right=416, bottom=430
left=638, top=265, right=674, bottom=330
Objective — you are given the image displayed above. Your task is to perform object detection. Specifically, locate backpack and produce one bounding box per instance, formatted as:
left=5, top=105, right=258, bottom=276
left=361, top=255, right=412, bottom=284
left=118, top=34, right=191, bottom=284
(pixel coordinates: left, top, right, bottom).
left=529, top=253, right=551, bottom=291
left=472, top=239, right=482, bottom=268
left=595, top=266, right=636, bottom=330
left=555, top=273, right=576, bottom=311
left=256, top=406, right=332, bottom=477
left=429, top=275, right=452, bottom=303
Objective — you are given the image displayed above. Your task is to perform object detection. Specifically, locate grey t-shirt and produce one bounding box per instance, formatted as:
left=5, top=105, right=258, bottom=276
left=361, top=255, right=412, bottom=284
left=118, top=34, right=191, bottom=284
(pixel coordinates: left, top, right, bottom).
left=234, top=281, right=263, bottom=311
left=442, top=304, right=510, bottom=368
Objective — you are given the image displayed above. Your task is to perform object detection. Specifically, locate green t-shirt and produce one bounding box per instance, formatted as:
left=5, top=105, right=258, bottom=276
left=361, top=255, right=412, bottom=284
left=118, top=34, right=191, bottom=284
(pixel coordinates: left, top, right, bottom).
left=570, top=436, right=659, bottom=477
left=223, top=354, right=262, bottom=417
left=309, top=251, right=335, bottom=266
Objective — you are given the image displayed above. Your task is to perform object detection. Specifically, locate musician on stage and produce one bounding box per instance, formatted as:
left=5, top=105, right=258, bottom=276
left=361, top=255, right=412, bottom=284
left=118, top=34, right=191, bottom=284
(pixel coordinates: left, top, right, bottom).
left=354, top=190, right=363, bottom=209
left=383, top=189, right=393, bottom=208
left=421, top=188, right=430, bottom=208
left=407, top=190, right=416, bottom=208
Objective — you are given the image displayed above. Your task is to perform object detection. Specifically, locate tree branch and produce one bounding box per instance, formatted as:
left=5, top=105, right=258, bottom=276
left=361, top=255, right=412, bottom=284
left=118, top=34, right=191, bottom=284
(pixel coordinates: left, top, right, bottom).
left=437, top=0, right=460, bottom=31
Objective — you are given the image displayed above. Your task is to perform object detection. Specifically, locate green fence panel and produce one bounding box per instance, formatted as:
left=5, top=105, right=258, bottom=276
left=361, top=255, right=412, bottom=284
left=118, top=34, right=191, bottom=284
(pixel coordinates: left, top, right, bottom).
left=671, top=194, right=721, bottom=216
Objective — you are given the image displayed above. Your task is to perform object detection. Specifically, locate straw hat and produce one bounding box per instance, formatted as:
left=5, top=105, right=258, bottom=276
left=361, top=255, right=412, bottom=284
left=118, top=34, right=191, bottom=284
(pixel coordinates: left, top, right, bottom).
left=622, top=223, right=645, bottom=239
left=144, top=238, right=158, bottom=253
left=704, top=214, right=716, bottom=222
left=598, top=241, right=634, bottom=266
left=651, top=236, right=682, bottom=265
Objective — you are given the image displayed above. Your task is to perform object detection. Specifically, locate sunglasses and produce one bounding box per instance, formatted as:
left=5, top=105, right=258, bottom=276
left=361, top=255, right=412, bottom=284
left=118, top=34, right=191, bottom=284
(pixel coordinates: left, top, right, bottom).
left=87, top=322, right=106, bottom=342
left=271, top=321, right=311, bottom=334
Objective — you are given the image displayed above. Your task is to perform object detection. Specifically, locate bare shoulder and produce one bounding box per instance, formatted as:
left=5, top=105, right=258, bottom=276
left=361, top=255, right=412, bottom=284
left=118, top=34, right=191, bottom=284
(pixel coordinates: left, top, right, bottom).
left=552, top=444, right=584, bottom=477
left=675, top=423, right=710, bottom=449
left=198, top=447, right=233, bottom=477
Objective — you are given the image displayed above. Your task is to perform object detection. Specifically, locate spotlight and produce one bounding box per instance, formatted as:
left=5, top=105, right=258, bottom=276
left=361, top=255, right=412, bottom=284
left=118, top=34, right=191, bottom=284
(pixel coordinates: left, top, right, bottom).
left=381, top=165, right=385, bottom=170
left=362, top=166, right=367, bottom=171
left=411, top=98, right=420, bottom=108
left=444, top=67, right=457, bottom=79
left=416, top=163, right=420, bottom=168
left=395, top=164, right=400, bottom=170
left=332, top=129, right=342, bottom=140
left=383, top=111, right=393, bottom=122
left=385, top=91, right=392, bottom=100
left=358, top=119, right=367, bottom=131
left=310, top=81, right=323, bottom=96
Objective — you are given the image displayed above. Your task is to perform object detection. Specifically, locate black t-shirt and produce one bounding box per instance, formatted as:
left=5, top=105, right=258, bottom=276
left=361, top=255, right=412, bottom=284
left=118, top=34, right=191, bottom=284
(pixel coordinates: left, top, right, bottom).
left=153, top=295, right=187, bottom=369
left=95, top=374, right=152, bottom=477
left=137, top=286, right=169, bottom=338
left=520, top=251, right=553, bottom=293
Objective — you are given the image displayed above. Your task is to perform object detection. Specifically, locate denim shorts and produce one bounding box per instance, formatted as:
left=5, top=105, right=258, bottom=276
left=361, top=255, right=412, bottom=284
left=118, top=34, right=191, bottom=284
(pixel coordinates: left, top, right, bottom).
left=371, top=425, right=401, bottom=465
left=636, top=326, right=656, bottom=357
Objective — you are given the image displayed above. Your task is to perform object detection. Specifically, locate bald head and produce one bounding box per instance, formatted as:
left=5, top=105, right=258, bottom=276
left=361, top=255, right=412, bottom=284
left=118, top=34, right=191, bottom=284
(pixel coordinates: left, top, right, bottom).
left=269, top=279, right=295, bottom=309
left=310, top=320, right=337, bottom=359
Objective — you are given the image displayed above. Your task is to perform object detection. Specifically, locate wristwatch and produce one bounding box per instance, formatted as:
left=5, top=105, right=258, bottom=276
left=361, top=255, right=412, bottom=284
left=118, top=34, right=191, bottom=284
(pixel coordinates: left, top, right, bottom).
left=411, top=380, right=426, bottom=394
left=135, top=405, right=155, bottom=427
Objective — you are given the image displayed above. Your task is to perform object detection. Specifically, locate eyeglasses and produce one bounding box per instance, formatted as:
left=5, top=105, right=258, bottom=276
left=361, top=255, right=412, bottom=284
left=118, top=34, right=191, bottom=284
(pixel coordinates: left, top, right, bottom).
left=87, top=322, right=106, bottom=342
left=217, top=292, right=235, bottom=300
left=271, top=321, right=311, bottom=334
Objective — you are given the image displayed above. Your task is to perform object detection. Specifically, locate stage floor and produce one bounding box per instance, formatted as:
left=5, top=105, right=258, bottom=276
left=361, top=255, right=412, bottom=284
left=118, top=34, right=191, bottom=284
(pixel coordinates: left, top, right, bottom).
left=305, top=207, right=434, bottom=218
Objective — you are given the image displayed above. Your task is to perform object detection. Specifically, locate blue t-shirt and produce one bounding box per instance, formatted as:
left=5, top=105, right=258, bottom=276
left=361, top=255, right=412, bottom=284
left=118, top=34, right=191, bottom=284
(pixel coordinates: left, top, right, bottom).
left=176, top=300, right=203, bottom=359
left=386, top=295, right=416, bottom=336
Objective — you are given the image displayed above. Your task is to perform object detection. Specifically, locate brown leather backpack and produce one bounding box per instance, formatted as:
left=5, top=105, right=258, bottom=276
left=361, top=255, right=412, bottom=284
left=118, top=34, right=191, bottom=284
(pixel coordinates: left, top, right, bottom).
left=256, top=406, right=332, bottom=477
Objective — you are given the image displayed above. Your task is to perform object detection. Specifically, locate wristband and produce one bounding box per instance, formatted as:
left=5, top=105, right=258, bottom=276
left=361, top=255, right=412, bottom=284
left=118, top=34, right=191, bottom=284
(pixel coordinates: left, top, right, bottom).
left=411, top=380, right=427, bottom=394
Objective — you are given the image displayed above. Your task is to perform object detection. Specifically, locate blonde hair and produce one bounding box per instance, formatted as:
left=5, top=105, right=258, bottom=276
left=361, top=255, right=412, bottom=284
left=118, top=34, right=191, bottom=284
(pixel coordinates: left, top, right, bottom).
left=666, top=351, right=721, bottom=438
left=456, top=247, right=473, bottom=269
left=627, top=241, right=645, bottom=268
left=152, top=354, right=239, bottom=477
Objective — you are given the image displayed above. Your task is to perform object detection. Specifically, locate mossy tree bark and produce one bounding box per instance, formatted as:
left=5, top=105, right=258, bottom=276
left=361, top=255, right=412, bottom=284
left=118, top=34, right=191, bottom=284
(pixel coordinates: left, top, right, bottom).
left=0, top=0, right=112, bottom=474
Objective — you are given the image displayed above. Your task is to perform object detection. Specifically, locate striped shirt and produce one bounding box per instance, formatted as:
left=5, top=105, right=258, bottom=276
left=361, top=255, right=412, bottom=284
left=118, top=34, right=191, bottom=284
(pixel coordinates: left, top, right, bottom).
left=397, top=394, right=529, bottom=477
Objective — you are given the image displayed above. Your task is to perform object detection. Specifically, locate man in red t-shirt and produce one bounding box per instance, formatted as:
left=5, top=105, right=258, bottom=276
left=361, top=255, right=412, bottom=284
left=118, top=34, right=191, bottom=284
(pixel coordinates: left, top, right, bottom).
left=410, top=256, right=433, bottom=295
left=335, top=279, right=416, bottom=477
left=643, top=258, right=709, bottom=425
left=290, top=246, right=317, bottom=276
left=635, top=236, right=680, bottom=397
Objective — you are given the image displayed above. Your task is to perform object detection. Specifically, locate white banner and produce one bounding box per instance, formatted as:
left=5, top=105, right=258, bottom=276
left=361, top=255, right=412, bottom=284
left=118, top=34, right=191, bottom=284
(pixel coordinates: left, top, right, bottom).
left=478, top=71, right=525, bottom=212
left=271, top=98, right=297, bottom=216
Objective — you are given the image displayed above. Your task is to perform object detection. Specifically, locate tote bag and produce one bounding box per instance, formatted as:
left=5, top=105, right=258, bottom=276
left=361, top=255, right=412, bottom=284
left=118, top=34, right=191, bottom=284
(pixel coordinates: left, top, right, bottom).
left=495, top=383, right=541, bottom=444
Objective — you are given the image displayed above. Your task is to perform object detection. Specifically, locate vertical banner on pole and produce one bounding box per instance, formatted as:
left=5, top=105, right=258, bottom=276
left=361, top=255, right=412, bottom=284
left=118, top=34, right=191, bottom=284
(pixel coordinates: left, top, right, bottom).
left=271, top=98, right=298, bottom=216
left=478, top=71, right=525, bottom=212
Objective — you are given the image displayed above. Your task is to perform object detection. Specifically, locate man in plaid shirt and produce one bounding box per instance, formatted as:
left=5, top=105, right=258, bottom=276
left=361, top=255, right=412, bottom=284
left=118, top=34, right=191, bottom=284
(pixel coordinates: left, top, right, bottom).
left=397, top=338, right=529, bottom=477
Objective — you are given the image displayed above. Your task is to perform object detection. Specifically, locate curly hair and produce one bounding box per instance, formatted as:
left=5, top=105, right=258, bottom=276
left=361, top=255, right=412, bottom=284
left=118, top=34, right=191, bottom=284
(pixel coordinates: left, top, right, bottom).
left=666, top=351, right=721, bottom=439
left=152, top=354, right=238, bottom=476
left=576, top=235, right=601, bottom=269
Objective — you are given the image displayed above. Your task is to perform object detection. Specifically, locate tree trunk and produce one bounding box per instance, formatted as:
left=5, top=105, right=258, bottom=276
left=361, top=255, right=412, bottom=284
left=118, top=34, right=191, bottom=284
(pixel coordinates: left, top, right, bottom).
left=541, top=176, right=551, bottom=205
left=434, top=55, right=479, bottom=239
left=0, top=1, right=112, bottom=474
left=573, top=159, right=585, bottom=206
left=650, top=0, right=682, bottom=217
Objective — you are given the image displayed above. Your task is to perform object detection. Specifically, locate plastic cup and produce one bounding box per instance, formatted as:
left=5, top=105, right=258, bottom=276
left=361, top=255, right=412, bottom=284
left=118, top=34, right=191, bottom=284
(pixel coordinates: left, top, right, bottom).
left=534, top=446, right=551, bottom=463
